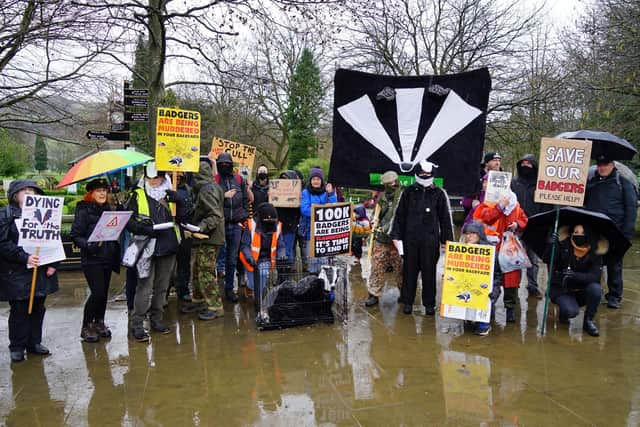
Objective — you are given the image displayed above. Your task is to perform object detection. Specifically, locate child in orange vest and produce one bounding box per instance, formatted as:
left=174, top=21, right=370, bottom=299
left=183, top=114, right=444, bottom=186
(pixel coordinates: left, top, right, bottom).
left=239, top=203, right=287, bottom=300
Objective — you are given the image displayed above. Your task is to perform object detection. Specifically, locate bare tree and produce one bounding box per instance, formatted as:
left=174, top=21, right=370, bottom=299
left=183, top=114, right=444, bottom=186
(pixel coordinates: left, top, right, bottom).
left=0, top=1, right=128, bottom=132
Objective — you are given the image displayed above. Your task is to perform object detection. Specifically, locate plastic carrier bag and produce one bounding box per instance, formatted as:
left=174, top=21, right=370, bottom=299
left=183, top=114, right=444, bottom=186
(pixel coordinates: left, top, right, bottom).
left=498, top=231, right=532, bottom=273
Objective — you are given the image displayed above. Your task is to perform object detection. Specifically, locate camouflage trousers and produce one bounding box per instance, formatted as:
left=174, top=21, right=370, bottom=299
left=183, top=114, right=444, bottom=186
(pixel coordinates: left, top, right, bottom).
left=367, top=240, right=403, bottom=297
left=191, top=245, right=223, bottom=311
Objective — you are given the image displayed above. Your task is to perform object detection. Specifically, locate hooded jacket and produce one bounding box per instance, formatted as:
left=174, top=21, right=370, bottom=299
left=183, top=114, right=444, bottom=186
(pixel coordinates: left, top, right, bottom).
left=251, top=178, right=270, bottom=210
left=299, top=180, right=338, bottom=240
left=510, top=154, right=548, bottom=217
left=374, top=186, right=401, bottom=244
left=70, top=200, right=121, bottom=271
left=0, top=182, right=59, bottom=301
left=215, top=152, right=249, bottom=223
left=191, top=161, right=225, bottom=246
left=461, top=221, right=503, bottom=302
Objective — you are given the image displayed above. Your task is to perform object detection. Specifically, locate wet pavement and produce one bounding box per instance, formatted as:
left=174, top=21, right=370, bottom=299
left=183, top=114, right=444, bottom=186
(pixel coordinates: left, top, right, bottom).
left=1, top=250, right=640, bottom=426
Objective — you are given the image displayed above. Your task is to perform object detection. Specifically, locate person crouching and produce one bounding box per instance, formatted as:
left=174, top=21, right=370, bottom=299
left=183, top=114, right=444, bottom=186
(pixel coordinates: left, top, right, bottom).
left=70, top=179, right=121, bottom=342
left=544, top=224, right=605, bottom=336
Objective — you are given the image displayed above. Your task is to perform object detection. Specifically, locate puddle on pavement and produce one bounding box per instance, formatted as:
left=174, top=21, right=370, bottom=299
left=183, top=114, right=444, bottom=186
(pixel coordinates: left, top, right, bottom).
left=1, top=249, right=640, bottom=426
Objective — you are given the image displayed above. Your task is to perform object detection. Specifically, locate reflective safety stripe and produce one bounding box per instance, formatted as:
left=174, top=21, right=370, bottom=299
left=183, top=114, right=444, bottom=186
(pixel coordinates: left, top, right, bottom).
left=239, top=219, right=281, bottom=272
left=134, top=188, right=180, bottom=242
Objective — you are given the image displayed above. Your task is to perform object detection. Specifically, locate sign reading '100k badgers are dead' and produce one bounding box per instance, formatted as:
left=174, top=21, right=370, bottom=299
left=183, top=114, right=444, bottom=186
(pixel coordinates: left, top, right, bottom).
left=534, top=137, right=592, bottom=207
left=310, top=202, right=353, bottom=258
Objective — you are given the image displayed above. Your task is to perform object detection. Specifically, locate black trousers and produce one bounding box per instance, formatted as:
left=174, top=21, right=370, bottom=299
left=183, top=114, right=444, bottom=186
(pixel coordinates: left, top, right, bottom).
left=83, top=264, right=112, bottom=326
left=604, top=254, right=624, bottom=303
left=174, top=238, right=192, bottom=297
left=551, top=282, right=602, bottom=319
left=401, top=239, right=440, bottom=308
left=8, top=297, right=46, bottom=352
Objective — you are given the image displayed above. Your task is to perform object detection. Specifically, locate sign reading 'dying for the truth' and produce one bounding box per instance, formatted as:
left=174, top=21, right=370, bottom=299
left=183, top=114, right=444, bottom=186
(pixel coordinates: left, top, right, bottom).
left=18, top=195, right=64, bottom=247
left=534, top=137, right=592, bottom=207
left=310, top=202, right=353, bottom=258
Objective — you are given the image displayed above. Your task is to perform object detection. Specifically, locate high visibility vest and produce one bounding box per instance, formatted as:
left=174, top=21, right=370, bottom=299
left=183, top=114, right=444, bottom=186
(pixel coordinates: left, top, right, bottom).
left=134, top=188, right=180, bottom=242
left=239, top=218, right=282, bottom=272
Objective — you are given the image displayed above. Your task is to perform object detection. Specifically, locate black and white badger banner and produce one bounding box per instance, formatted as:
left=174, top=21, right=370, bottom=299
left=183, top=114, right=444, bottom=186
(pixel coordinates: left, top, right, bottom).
left=330, top=68, right=491, bottom=194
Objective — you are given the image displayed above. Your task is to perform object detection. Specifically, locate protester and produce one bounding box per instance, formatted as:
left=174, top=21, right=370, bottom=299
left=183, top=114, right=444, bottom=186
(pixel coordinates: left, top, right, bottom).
left=473, top=189, right=528, bottom=323
left=462, top=174, right=488, bottom=226
left=70, top=179, right=121, bottom=343
left=276, top=170, right=302, bottom=265
left=251, top=164, right=270, bottom=209
left=239, top=203, right=286, bottom=300
left=391, top=160, right=454, bottom=315
left=293, top=169, right=308, bottom=269
left=351, top=205, right=371, bottom=262
left=511, top=154, right=548, bottom=299
left=0, top=180, right=58, bottom=362
left=172, top=171, right=194, bottom=302
left=461, top=221, right=502, bottom=336
left=365, top=171, right=403, bottom=308
left=543, top=224, right=604, bottom=336
left=300, top=166, right=337, bottom=273
left=215, top=152, right=250, bottom=303
left=584, top=154, right=637, bottom=309
left=462, top=152, right=502, bottom=217
left=180, top=160, right=225, bottom=320
left=125, top=162, right=189, bottom=341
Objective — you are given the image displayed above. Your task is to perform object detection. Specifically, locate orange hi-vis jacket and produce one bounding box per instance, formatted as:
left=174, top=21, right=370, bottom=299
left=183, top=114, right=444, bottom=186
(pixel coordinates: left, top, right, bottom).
left=239, top=218, right=283, bottom=272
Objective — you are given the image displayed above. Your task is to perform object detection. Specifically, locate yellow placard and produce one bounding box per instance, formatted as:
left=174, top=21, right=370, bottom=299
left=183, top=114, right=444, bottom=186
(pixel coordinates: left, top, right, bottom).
left=209, top=137, right=256, bottom=179
left=155, top=107, right=201, bottom=172
left=534, top=137, right=592, bottom=207
left=441, top=242, right=494, bottom=315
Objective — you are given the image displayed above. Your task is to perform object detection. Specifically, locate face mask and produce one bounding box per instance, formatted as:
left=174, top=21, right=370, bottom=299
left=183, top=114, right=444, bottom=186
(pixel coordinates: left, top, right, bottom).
left=261, top=219, right=276, bottom=232
left=415, top=175, right=433, bottom=187
left=572, top=235, right=587, bottom=246
left=520, top=167, right=535, bottom=178
left=218, top=164, right=233, bottom=175
left=258, top=172, right=268, bottom=181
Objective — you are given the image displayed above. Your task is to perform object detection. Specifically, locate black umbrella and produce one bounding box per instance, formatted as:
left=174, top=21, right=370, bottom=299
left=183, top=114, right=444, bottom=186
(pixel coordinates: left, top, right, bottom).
left=522, top=206, right=631, bottom=260
left=556, top=130, right=637, bottom=161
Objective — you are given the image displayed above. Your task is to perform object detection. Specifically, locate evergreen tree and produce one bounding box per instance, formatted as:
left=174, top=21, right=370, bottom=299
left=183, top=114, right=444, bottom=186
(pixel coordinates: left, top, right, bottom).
left=34, top=134, right=47, bottom=172
left=285, top=48, right=324, bottom=169
left=130, top=35, right=152, bottom=153
left=0, top=129, right=29, bottom=178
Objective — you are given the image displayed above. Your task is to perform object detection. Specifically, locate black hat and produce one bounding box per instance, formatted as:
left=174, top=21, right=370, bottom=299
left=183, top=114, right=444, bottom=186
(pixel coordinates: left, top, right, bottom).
left=86, top=178, right=109, bottom=192
left=483, top=152, right=502, bottom=164
left=7, top=179, right=43, bottom=202
left=595, top=153, right=614, bottom=164
left=257, top=202, right=278, bottom=220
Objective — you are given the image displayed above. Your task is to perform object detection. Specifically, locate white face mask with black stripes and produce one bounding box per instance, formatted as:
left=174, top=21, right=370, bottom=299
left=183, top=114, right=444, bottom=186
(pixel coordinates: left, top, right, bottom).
left=415, top=175, right=434, bottom=187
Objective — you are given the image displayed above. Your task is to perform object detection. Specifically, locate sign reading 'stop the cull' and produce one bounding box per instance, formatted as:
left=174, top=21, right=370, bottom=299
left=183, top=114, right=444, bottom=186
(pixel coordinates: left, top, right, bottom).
left=535, top=137, right=592, bottom=207
left=155, top=107, right=201, bottom=172
left=310, top=202, right=352, bottom=258
left=18, top=195, right=64, bottom=247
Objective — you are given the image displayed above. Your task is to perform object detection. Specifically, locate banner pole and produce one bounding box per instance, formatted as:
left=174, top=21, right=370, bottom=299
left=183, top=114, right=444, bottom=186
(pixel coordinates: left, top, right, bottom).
left=540, top=205, right=560, bottom=336
left=28, top=247, right=40, bottom=315
left=366, top=203, right=381, bottom=276
left=171, top=171, right=177, bottom=217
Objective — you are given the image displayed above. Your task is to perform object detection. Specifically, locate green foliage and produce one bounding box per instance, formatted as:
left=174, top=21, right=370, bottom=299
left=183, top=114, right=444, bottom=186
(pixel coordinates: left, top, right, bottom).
left=0, top=129, right=29, bottom=178
left=292, top=157, right=330, bottom=182
left=34, top=134, right=48, bottom=172
left=131, top=35, right=151, bottom=154
left=285, top=49, right=324, bottom=169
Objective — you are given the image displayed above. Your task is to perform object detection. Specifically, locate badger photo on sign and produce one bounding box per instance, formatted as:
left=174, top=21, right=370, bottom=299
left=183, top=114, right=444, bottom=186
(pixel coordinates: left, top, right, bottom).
left=331, top=68, right=491, bottom=193
left=311, top=202, right=353, bottom=258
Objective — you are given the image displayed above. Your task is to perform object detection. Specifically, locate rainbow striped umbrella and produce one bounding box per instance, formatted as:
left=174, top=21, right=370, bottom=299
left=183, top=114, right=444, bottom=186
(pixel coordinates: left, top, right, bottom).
left=56, top=149, right=152, bottom=188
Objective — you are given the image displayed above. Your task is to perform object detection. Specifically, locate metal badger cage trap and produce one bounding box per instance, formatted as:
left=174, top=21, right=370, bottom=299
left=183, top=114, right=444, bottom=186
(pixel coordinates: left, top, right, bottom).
left=253, top=259, right=350, bottom=331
